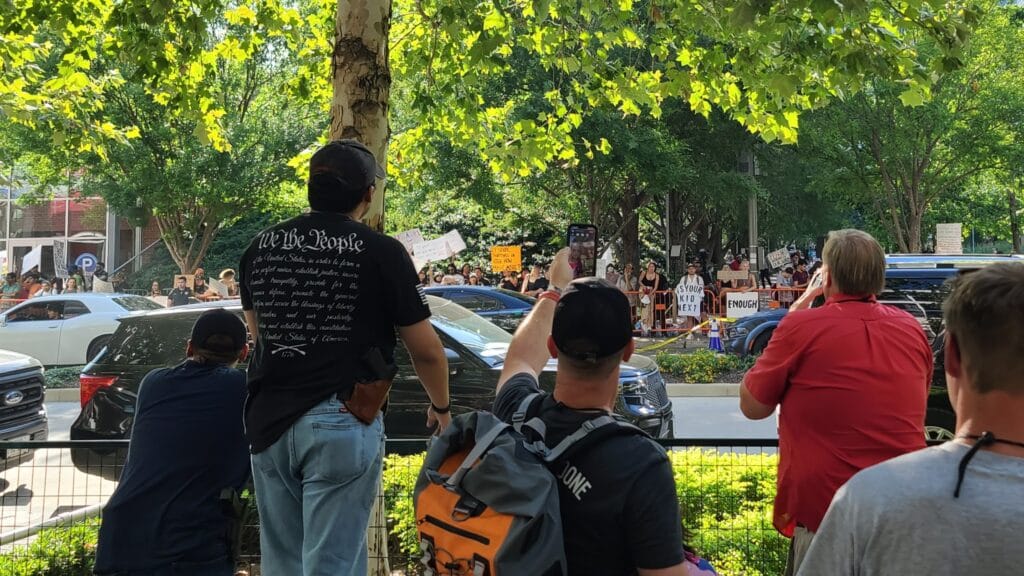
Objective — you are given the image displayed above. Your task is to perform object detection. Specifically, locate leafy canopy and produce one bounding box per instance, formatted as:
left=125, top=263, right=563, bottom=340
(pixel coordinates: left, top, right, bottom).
left=391, top=0, right=983, bottom=182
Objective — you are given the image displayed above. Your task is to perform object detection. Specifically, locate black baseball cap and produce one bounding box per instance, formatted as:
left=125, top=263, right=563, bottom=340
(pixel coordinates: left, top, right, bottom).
left=190, top=309, right=247, bottom=354
left=309, top=139, right=384, bottom=191
left=552, top=278, right=633, bottom=362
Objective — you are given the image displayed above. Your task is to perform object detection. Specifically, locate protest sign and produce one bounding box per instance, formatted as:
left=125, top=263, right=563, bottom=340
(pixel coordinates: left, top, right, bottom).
left=766, top=248, right=790, bottom=270
left=726, top=292, right=760, bottom=318
left=717, top=267, right=750, bottom=283
left=935, top=223, right=963, bottom=255
left=490, top=246, right=522, bottom=273
left=442, top=230, right=467, bottom=254
left=394, top=229, right=424, bottom=253
left=675, top=281, right=703, bottom=319
left=412, top=237, right=451, bottom=265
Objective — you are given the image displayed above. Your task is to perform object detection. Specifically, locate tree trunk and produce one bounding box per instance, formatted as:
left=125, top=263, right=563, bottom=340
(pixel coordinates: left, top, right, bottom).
left=332, top=0, right=391, bottom=232
left=331, top=1, right=391, bottom=573
left=1010, top=188, right=1021, bottom=254
left=618, top=179, right=641, bottom=271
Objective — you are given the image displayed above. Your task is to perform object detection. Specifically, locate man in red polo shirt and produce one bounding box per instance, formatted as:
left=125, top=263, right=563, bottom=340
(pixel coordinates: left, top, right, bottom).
left=739, top=229, right=931, bottom=576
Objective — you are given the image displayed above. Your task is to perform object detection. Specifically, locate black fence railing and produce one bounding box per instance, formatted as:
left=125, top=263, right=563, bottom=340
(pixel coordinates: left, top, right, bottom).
left=1, top=438, right=784, bottom=576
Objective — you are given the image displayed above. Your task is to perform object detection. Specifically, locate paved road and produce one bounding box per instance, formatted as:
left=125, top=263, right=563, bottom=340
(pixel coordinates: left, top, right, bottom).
left=41, top=400, right=777, bottom=444
left=671, top=397, right=777, bottom=440
left=1, top=403, right=118, bottom=538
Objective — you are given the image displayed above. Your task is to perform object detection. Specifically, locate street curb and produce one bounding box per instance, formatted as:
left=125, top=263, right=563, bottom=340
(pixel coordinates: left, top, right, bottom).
left=666, top=383, right=740, bottom=397
left=45, top=388, right=80, bottom=403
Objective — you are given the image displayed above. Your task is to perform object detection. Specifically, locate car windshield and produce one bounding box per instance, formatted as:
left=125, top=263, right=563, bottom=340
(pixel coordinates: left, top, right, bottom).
left=493, top=289, right=535, bottom=305
left=427, top=296, right=511, bottom=367
left=113, top=296, right=164, bottom=312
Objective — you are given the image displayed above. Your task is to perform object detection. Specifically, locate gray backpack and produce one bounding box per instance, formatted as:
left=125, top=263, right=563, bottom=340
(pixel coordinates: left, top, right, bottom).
left=414, top=393, right=644, bottom=576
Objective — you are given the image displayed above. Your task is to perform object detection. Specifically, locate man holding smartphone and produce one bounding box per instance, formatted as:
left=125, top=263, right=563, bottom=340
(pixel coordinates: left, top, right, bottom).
left=739, top=229, right=932, bottom=576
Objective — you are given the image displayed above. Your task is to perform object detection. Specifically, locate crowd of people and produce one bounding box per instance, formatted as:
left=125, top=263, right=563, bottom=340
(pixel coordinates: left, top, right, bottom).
left=88, top=139, right=1023, bottom=576
left=0, top=263, right=108, bottom=306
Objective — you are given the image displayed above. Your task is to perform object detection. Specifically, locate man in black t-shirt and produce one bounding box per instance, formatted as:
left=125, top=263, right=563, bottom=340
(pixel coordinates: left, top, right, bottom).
left=493, top=252, right=688, bottom=576
left=95, top=309, right=250, bottom=576
left=167, top=276, right=193, bottom=307
left=239, top=139, right=451, bottom=576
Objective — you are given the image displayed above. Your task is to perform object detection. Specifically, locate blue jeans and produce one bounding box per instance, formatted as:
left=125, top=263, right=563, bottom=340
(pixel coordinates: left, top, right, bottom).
left=251, top=396, right=384, bottom=576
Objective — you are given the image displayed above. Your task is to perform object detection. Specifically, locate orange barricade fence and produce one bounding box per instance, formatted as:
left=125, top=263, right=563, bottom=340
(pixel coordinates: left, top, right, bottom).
left=0, top=298, right=27, bottom=311
left=621, top=287, right=807, bottom=337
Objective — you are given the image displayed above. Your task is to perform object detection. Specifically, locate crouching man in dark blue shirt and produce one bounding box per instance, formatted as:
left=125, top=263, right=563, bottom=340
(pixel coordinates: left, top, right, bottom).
left=94, top=309, right=251, bottom=576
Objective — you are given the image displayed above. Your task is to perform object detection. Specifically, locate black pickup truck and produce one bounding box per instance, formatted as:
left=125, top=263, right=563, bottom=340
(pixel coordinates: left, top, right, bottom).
left=0, top=350, right=48, bottom=470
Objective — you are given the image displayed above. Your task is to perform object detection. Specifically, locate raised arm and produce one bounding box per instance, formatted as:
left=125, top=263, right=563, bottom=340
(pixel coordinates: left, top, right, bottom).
left=497, top=249, right=572, bottom=393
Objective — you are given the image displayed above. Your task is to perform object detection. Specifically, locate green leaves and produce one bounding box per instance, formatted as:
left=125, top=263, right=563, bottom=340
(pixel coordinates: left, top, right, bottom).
left=392, top=0, right=986, bottom=183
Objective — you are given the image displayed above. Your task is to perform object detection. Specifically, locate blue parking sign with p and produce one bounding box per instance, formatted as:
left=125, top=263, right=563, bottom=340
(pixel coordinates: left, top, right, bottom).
left=76, top=253, right=98, bottom=274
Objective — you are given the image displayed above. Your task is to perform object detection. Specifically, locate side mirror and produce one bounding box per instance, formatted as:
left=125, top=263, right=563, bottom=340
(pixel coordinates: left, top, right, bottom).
left=445, top=347, right=463, bottom=375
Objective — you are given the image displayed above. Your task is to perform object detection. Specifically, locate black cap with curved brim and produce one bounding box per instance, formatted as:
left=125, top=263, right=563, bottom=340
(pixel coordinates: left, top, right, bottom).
left=551, top=277, right=633, bottom=363
left=309, top=139, right=385, bottom=192
left=190, top=309, right=247, bottom=355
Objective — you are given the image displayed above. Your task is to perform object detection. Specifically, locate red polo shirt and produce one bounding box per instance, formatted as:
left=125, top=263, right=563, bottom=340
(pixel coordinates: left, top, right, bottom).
left=744, top=294, right=931, bottom=536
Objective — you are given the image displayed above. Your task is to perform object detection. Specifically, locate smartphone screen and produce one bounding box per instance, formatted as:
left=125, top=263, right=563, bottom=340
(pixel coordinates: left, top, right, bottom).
left=567, top=224, right=598, bottom=279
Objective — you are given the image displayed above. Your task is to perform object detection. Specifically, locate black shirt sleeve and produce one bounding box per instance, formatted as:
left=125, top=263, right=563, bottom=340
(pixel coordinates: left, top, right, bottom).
left=380, top=239, right=431, bottom=327
left=624, top=454, right=686, bottom=570
left=239, top=242, right=253, bottom=310
left=492, top=373, right=543, bottom=421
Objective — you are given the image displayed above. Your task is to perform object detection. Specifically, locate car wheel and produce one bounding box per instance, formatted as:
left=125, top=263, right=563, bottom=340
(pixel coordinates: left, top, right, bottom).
left=87, top=335, right=112, bottom=362
left=924, top=408, right=956, bottom=442
left=749, top=331, right=773, bottom=355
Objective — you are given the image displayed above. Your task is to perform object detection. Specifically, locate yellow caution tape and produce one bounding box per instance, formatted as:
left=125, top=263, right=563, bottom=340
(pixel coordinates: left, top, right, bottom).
left=635, top=317, right=737, bottom=354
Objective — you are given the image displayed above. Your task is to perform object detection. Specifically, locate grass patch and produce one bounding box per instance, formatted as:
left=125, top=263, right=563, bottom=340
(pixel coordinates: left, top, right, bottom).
left=656, top=350, right=755, bottom=383
left=44, top=366, right=83, bottom=389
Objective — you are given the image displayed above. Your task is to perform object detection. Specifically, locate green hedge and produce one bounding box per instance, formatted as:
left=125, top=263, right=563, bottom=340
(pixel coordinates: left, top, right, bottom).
left=0, top=519, right=99, bottom=576
left=656, top=350, right=755, bottom=383
left=44, top=366, right=84, bottom=389
left=383, top=449, right=786, bottom=576
left=3, top=450, right=784, bottom=575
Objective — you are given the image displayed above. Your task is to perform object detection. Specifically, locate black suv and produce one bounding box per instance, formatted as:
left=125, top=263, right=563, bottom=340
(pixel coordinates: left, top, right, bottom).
left=0, top=350, right=48, bottom=470
left=71, top=296, right=673, bottom=474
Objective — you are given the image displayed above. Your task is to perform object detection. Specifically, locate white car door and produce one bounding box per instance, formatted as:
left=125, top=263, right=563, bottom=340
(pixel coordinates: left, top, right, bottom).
left=0, top=301, right=64, bottom=365
left=56, top=299, right=100, bottom=365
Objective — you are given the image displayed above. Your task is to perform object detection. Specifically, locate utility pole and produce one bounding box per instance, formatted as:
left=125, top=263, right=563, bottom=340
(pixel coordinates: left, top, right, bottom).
left=739, top=148, right=761, bottom=269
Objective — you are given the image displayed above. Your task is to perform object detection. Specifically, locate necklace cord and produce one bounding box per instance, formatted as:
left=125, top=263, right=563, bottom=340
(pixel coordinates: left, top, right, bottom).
left=953, top=431, right=1024, bottom=498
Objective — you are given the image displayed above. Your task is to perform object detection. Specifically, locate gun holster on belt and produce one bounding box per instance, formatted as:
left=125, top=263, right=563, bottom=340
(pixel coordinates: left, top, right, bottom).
left=341, top=347, right=398, bottom=425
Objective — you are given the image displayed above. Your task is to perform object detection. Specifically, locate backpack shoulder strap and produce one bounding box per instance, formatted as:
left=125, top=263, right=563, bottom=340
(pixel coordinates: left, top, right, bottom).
left=511, top=392, right=547, bottom=434
left=543, top=415, right=646, bottom=463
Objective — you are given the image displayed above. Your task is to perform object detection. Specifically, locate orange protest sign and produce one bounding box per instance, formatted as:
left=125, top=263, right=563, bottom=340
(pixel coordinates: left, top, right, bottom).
left=490, top=246, right=522, bottom=273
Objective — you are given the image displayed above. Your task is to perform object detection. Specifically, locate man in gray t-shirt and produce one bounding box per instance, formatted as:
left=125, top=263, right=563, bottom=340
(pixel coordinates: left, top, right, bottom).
left=799, top=262, right=1024, bottom=576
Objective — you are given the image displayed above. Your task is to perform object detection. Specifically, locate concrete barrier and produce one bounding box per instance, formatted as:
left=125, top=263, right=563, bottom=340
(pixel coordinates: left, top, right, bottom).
left=45, top=388, right=80, bottom=403
left=666, top=383, right=740, bottom=397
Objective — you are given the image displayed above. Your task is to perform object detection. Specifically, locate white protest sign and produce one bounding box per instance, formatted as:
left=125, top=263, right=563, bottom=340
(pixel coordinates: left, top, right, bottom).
left=21, top=245, right=42, bottom=274
left=935, top=223, right=963, bottom=255
left=412, top=237, right=453, bottom=265
left=675, top=280, right=704, bottom=319
left=717, top=267, right=750, bottom=283
left=726, top=292, right=760, bottom=318
left=53, top=240, right=68, bottom=278
left=442, top=229, right=467, bottom=254
left=394, top=229, right=424, bottom=253
left=766, top=248, right=790, bottom=270
left=92, top=276, right=114, bottom=293
left=208, top=278, right=229, bottom=298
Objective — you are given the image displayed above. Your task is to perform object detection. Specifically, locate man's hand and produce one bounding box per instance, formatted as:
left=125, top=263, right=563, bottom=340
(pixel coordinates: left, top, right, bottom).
left=426, top=406, right=452, bottom=434
left=792, top=269, right=825, bottom=310
left=548, top=248, right=572, bottom=290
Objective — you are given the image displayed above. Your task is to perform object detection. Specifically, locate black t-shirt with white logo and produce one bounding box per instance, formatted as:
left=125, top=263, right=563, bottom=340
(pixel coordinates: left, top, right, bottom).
left=239, top=212, right=430, bottom=452
left=493, top=373, right=685, bottom=576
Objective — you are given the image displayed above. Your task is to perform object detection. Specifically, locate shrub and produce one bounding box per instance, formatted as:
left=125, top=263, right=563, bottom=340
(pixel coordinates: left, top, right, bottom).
left=44, top=366, right=84, bottom=389
left=656, top=350, right=753, bottom=383
left=0, top=519, right=99, bottom=576
left=381, top=449, right=785, bottom=576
